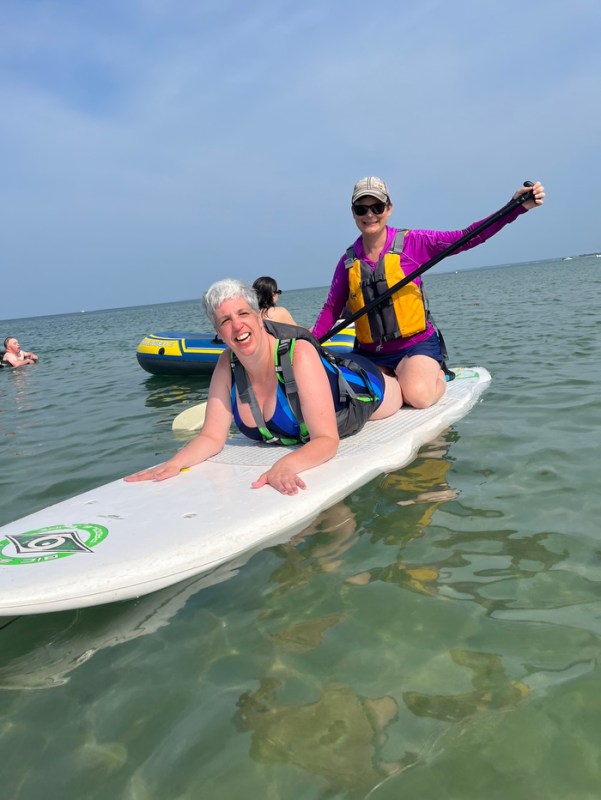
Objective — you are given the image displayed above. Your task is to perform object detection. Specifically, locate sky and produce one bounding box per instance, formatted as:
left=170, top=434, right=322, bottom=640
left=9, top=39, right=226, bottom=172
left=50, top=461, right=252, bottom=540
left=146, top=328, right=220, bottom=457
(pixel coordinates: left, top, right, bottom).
left=1, top=0, right=600, bottom=321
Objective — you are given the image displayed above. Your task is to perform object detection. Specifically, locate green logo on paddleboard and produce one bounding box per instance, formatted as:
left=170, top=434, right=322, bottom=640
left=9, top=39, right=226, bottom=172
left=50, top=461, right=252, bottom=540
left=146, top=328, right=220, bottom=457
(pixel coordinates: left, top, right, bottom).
left=0, top=524, right=108, bottom=565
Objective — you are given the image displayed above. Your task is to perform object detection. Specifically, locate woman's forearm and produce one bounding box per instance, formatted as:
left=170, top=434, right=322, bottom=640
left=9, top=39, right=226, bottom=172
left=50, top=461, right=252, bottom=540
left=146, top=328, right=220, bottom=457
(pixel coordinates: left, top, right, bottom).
left=168, top=430, right=226, bottom=470
left=275, top=436, right=339, bottom=474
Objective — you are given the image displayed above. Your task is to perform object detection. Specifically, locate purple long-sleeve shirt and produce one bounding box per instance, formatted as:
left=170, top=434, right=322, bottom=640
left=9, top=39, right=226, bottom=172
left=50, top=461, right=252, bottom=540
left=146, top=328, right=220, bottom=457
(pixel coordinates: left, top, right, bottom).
left=313, top=204, right=528, bottom=354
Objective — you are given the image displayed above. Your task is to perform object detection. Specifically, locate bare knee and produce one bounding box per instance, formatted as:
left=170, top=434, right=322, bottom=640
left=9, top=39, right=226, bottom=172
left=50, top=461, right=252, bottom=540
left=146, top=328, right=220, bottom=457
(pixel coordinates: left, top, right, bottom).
left=400, top=372, right=445, bottom=409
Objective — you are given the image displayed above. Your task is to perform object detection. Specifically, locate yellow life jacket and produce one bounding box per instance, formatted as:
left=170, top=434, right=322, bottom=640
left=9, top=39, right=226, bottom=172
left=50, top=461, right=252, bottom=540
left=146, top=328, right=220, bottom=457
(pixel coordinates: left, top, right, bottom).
left=345, top=230, right=428, bottom=345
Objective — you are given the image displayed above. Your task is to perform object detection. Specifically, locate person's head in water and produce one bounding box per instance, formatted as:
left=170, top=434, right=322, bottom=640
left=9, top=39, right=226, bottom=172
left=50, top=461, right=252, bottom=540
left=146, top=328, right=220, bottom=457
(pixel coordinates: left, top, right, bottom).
left=253, top=276, right=282, bottom=312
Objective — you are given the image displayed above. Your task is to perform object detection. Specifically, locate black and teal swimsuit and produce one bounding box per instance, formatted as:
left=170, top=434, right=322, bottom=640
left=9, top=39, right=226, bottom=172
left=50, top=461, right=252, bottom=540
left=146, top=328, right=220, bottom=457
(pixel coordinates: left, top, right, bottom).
left=231, top=352, right=385, bottom=444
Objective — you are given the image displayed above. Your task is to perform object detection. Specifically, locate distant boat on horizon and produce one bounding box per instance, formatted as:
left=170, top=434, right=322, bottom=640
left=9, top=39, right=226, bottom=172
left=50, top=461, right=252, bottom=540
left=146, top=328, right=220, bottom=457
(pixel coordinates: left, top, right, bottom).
left=563, top=253, right=601, bottom=260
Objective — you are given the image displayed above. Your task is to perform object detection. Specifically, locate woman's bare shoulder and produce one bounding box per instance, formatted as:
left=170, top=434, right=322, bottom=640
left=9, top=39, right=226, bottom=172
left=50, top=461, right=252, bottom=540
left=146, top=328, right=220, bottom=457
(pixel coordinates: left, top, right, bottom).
left=266, top=307, right=297, bottom=325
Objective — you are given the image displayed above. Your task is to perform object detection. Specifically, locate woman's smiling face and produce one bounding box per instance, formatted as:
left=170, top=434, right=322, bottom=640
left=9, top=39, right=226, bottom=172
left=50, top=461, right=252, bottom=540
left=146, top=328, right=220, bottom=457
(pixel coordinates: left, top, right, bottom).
left=215, top=298, right=263, bottom=356
left=352, top=195, right=393, bottom=238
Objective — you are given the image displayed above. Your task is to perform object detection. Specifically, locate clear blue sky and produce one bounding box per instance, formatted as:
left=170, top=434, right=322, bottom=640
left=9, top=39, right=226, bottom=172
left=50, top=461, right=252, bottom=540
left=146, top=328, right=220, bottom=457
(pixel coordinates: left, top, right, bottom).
left=1, top=0, right=599, bottom=320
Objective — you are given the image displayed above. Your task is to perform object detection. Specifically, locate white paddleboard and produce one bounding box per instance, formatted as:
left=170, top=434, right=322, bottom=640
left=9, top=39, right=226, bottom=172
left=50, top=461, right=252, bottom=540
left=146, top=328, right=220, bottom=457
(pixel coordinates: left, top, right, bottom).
left=0, top=367, right=490, bottom=616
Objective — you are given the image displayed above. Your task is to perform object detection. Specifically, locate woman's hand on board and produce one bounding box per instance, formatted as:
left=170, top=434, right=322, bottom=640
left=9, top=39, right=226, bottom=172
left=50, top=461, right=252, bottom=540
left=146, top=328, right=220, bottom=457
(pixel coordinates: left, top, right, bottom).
left=124, top=462, right=183, bottom=482
left=252, top=464, right=307, bottom=495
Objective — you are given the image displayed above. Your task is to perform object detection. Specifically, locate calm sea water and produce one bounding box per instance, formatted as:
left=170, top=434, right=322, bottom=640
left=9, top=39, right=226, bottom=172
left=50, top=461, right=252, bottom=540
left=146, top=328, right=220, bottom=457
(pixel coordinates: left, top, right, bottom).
left=1, top=256, right=601, bottom=799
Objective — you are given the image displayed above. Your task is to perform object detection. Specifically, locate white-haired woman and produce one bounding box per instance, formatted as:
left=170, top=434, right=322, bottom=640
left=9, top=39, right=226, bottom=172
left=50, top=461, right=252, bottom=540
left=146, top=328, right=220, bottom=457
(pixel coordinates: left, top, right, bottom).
left=126, top=279, right=401, bottom=495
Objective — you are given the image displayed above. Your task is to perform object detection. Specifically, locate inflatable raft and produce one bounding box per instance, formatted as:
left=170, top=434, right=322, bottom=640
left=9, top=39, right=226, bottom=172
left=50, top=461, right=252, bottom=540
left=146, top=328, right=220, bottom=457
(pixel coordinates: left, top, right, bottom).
left=136, top=325, right=357, bottom=376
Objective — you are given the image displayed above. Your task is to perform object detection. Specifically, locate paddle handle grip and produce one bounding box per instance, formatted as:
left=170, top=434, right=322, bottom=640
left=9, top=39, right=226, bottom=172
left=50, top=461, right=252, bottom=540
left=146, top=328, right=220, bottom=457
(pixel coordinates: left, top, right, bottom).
left=520, top=180, right=535, bottom=204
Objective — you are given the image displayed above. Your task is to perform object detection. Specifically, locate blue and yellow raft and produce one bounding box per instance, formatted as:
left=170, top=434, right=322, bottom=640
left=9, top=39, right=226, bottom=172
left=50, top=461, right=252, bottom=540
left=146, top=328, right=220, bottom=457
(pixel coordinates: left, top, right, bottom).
left=136, top=326, right=356, bottom=376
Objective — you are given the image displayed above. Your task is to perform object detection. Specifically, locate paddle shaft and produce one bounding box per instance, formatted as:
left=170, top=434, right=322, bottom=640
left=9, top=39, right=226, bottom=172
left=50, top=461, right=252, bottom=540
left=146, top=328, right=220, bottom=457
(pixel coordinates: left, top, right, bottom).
left=318, top=182, right=535, bottom=344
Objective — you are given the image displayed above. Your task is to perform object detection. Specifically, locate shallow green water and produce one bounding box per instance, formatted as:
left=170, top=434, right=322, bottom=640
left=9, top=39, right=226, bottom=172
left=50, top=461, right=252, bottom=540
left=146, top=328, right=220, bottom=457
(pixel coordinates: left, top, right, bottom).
left=1, top=258, right=601, bottom=799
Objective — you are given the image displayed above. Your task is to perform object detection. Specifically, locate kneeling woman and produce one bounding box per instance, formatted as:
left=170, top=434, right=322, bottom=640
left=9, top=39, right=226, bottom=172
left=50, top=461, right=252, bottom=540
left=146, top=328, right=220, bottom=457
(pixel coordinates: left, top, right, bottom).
left=126, top=279, right=401, bottom=495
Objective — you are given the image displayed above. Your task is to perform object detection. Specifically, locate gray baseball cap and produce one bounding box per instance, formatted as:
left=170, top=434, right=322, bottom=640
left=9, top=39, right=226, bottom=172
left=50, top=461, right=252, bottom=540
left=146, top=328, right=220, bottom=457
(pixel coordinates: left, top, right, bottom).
left=351, top=176, right=390, bottom=204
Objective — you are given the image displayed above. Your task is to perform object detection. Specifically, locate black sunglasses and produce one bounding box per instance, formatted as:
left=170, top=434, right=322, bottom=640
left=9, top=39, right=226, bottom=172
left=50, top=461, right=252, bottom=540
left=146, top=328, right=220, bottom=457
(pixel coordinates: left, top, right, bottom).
left=274, top=289, right=282, bottom=295
left=352, top=201, right=389, bottom=216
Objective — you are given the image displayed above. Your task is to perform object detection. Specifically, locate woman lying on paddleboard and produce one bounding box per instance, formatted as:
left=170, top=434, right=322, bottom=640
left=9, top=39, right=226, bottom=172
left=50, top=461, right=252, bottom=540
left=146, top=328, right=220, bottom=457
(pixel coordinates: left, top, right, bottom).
left=312, top=178, right=545, bottom=410
left=126, top=279, right=401, bottom=495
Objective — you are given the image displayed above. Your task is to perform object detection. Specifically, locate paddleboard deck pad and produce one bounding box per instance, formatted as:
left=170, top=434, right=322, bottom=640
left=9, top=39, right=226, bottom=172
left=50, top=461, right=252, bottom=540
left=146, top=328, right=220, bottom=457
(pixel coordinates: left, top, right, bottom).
left=0, top=367, right=490, bottom=615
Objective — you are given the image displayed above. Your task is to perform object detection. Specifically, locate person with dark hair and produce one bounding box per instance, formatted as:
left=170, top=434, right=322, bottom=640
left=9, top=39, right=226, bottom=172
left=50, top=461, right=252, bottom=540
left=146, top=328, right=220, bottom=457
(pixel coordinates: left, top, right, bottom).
left=252, top=276, right=297, bottom=325
left=2, top=337, right=38, bottom=368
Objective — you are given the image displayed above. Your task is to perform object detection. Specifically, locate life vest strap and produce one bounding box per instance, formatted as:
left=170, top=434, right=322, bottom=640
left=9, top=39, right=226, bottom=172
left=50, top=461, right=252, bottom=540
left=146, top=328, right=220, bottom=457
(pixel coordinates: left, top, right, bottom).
left=231, top=355, right=281, bottom=444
